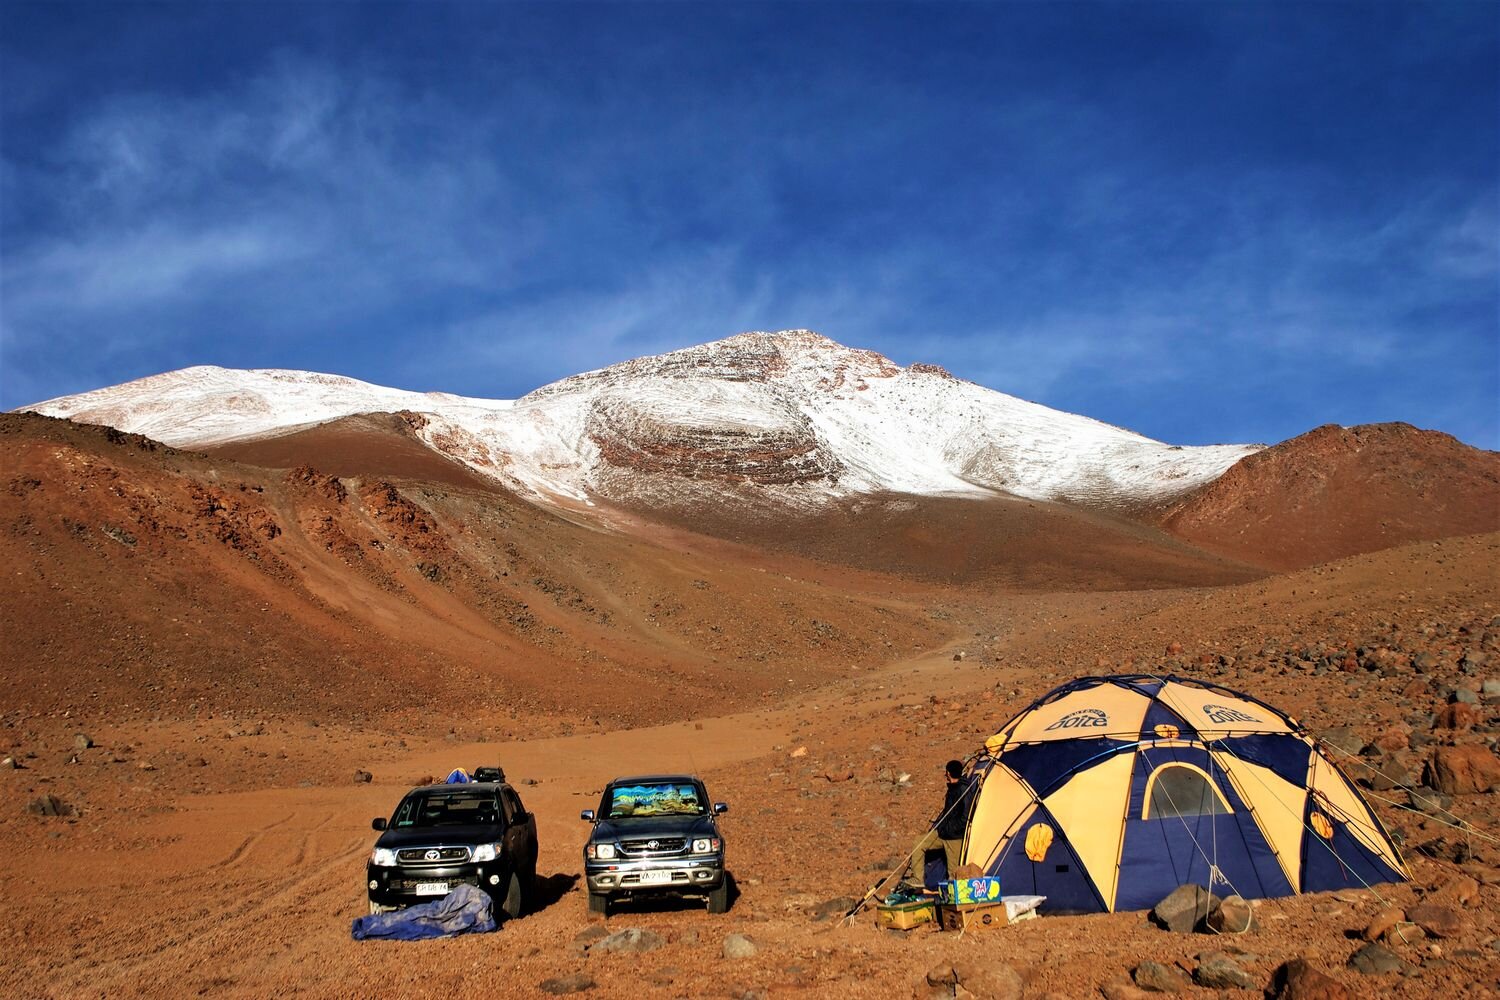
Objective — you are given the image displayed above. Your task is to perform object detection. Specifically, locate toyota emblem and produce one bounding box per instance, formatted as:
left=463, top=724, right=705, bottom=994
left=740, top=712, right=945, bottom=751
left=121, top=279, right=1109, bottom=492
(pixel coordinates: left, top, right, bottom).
left=424, top=849, right=440, bottom=861
left=646, top=840, right=659, bottom=850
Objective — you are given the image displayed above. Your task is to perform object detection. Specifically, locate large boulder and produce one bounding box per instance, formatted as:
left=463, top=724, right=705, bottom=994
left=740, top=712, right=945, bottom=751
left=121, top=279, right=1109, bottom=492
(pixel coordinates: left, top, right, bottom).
left=1193, top=952, right=1255, bottom=989
left=1407, top=901, right=1472, bottom=939
left=1425, top=745, right=1500, bottom=794
left=1347, top=942, right=1413, bottom=975
left=722, top=933, right=758, bottom=960
left=949, top=958, right=1023, bottom=1000
left=1151, top=884, right=1220, bottom=933
left=1206, top=894, right=1256, bottom=934
left=1273, top=959, right=1350, bottom=1000
left=1132, top=961, right=1191, bottom=993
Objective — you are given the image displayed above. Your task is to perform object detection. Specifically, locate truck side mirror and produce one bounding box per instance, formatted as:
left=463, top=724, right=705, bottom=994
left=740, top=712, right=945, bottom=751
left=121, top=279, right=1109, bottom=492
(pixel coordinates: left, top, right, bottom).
left=372, top=818, right=387, bottom=831
left=713, top=802, right=729, bottom=815
left=580, top=809, right=595, bottom=822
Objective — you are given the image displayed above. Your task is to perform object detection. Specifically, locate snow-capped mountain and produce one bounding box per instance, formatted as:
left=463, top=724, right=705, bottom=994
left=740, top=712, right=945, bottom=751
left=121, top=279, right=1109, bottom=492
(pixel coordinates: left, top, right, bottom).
left=21, top=330, right=1261, bottom=509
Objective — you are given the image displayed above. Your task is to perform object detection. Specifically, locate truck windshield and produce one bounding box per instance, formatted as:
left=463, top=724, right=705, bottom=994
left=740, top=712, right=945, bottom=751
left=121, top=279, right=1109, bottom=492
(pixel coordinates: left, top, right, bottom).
left=392, top=790, right=501, bottom=828
left=606, top=782, right=705, bottom=818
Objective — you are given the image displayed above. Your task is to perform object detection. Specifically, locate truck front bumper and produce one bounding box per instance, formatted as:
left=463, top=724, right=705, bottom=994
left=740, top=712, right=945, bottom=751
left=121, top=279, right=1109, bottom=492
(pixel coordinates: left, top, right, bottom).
left=585, top=855, right=724, bottom=896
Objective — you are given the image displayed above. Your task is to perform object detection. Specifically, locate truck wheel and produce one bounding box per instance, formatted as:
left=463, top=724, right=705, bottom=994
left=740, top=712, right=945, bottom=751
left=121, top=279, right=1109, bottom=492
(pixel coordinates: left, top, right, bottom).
left=501, top=873, right=524, bottom=920
left=707, top=879, right=730, bottom=914
left=587, top=891, right=609, bottom=916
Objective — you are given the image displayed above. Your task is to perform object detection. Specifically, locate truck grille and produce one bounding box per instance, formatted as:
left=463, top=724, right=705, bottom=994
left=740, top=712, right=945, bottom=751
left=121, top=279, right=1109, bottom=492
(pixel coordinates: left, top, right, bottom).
left=396, top=846, right=471, bottom=864
left=620, top=837, right=686, bottom=856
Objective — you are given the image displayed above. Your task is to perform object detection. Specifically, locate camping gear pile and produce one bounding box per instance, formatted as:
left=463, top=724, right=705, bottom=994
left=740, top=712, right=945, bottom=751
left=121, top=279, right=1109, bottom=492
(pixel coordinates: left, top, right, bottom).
left=351, top=883, right=497, bottom=941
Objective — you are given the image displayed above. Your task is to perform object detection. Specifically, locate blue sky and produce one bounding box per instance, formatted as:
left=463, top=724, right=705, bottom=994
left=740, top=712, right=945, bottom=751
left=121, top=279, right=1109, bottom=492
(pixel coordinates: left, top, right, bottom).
left=2, top=1, right=1496, bottom=448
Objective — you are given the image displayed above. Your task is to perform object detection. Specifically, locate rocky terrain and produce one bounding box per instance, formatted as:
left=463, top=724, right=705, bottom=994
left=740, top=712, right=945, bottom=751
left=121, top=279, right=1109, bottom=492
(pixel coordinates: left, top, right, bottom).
left=1161, top=422, right=1500, bottom=570
left=4, top=339, right=1500, bottom=999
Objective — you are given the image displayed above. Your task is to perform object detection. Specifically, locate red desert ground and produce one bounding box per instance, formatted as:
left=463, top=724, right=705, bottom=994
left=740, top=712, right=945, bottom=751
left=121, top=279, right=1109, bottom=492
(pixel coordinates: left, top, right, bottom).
left=3, top=333, right=1499, bottom=999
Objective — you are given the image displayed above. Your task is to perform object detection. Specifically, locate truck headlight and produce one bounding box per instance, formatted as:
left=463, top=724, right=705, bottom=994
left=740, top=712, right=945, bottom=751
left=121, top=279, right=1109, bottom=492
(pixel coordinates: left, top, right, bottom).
left=370, top=847, right=398, bottom=867
left=691, top=838, right=721, bottom=854
left=587, top=843, right=616, bottom=860
left=472, top=844, right=499, bottom=862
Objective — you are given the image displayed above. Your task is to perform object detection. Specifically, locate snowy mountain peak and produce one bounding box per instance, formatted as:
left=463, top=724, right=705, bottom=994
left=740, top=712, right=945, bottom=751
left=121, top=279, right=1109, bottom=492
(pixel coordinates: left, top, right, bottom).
left=20, top=331, right=1262, bottom=511
left=522, top=329, right=902, bottom=402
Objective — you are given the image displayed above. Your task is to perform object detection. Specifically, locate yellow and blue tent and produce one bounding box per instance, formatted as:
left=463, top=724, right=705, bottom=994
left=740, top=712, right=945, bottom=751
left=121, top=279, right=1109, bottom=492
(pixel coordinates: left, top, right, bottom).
left=961, top=675, right=1408, bottom=913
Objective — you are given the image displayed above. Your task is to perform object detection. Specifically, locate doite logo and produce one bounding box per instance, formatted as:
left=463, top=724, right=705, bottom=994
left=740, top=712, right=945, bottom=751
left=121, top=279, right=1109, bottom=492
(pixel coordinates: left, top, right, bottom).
left=1044, top=708, right=1108, bottom=731
left=1203, top=703, right=1259, bottom=724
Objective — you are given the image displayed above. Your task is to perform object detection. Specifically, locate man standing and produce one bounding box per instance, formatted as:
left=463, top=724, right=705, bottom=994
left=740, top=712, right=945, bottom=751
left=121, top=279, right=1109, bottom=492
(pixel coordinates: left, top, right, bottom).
left=904, top=759, right=975, bottom=886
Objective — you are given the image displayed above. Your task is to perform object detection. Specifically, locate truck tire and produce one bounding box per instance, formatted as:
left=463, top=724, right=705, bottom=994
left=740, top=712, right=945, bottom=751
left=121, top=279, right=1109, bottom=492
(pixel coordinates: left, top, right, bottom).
left=707, top=878, right=730, bottom=914
left=501, top=872, right=524, bottom=920
left=587, top=891, right=609, bottom=916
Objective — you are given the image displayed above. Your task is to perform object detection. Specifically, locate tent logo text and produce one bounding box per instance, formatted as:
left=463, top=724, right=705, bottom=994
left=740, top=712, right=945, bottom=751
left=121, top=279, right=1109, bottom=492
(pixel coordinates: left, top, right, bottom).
left=1203, top=703, right=1259, bottom=724
left=1045, top=708, right=1108, bottom=731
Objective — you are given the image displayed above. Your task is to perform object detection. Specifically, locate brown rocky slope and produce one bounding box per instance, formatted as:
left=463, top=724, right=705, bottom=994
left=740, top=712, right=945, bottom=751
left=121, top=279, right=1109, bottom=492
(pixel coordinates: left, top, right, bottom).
left=1160, top=422, right=1500, bottom=571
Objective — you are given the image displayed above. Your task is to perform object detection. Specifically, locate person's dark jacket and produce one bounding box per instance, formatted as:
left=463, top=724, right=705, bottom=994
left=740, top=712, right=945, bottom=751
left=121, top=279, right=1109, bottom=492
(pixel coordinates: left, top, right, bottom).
left=936, top=776, right=977, bottom=840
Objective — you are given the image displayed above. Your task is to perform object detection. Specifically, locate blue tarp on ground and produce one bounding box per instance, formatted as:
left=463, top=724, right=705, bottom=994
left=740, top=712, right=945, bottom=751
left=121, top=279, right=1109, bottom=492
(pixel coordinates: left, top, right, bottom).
left=351, top=884, right=496, bottom=941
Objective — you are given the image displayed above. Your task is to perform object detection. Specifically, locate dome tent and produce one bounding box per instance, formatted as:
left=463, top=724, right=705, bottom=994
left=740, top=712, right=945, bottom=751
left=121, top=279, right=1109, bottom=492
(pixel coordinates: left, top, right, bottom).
left=960, top=675, right=1408, bottom=914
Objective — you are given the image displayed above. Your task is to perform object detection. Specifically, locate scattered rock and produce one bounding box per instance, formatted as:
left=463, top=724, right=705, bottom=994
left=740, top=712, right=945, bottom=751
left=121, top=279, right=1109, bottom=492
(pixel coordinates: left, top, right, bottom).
left=1407, top=901, right=1471, bottom=939
left=1407, top=787, right=1453, bottom=815
left=1432, top=703, right=1479, bottom=731
left=1207, top=894, right=1256, bottom=934
left=1151, top=884, right=1220, bottom=933
left=1348, top=942, right=1413, bottom=975
left=539, top=972, right=595, bottom=994
left=0, top=756, right=17, bottom=770
left=540, top=971, right=597, bottom=995
left=136, top=760, right=156, bottom=771
left=1132, top=960, right=1191, bottom=993
left=1273, top=958, right=1350, bottom=1000
left=950, top=959, right=1022, bottom=1000
left=571, top=925, right=609, bottom=955
left=1380, top=922, right=1426, bottom=946
left=1318, top=727, right=1364, bottom=757
left=722, top=933, right=757, bottom=959
left=811, top=896, right=857, bottom=922
left=1426, top=874, right=1480, bottom=907
left=26, top=795, right=73, bottom=817
left=1193, top=952, right=1255, bottom=989
left=1100, top=979, right=1154, bottom=1000
left=73, top=733, right=93, bottom=751
left=781, top=892, right=818, bottom=913
left=1363, top=906, right=1405, bottom=942
left=591, top=928, right=664, bottom=954
left=353, top=769, right=373, bottom=784
left=925, top=963, right=958, bottom=988
left=1425, top=745, right=1500, bottom=794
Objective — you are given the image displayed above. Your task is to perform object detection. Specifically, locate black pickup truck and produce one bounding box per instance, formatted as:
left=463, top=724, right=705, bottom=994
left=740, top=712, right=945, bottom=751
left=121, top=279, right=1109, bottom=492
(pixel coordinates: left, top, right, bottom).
left=581, top=774, right=729, bottom=916
left=367, top=778, right=539, bottom=918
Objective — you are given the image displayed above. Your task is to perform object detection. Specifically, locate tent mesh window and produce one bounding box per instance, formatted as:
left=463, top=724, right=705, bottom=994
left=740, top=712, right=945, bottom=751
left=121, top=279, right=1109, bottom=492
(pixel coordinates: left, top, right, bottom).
left=1144, top=764, right=1232, bottom=820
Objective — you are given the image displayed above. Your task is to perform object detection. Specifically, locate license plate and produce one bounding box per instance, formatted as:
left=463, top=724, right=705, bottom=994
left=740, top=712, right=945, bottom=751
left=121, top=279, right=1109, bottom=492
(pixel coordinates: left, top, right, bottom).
left=414, top=882, right=449, bottom=896
left=638, top=870, right=672, bottom=885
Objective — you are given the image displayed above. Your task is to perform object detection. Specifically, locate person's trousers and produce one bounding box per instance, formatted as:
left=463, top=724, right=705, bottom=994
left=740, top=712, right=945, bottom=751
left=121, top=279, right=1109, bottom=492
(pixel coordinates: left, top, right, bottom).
left=906, top=829, right=963, bottom=882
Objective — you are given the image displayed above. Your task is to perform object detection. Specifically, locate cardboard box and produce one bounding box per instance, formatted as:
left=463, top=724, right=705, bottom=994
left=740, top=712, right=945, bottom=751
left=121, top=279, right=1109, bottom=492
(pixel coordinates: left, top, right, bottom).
left=937, top=901, right=1009, bottom=931
left=938, top=877, right=1002, bottom=905
left=875, top=898, right=936, bottom=930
